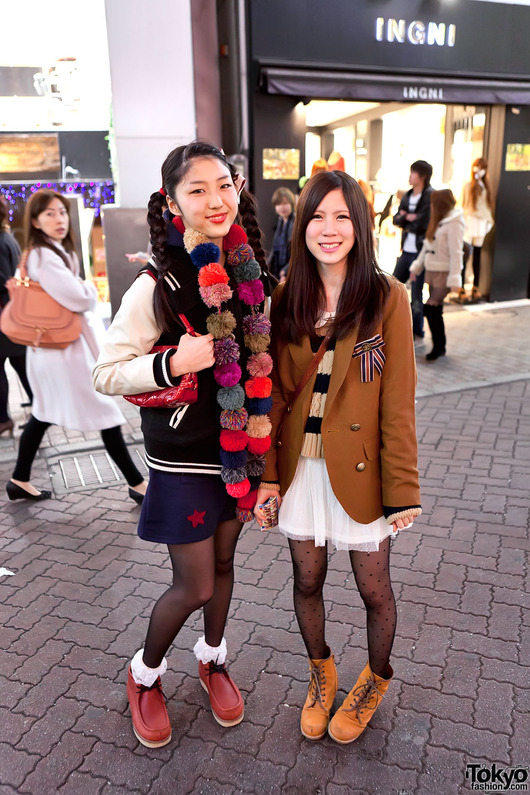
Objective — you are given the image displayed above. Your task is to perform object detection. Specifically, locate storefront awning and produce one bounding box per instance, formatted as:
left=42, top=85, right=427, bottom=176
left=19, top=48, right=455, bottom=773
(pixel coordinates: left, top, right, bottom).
left=261, top=67, right=530, bottom=105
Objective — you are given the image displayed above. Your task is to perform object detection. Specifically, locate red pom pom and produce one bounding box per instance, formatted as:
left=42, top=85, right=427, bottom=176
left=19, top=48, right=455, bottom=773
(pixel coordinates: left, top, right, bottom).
left=227, top=478, right=250, bottom=498
left=223, top=224, right=247, bottom=251
left=220, top=429, right=248, bottom=452
left=245, top=377, right=272, bottom=399
left=247, top=436, right=271, bottom=455
left=198, top=262, right=229, bottom=287
left=237, top=489, right=258, bottom=510
left=172, top=216, right=185, bottom=233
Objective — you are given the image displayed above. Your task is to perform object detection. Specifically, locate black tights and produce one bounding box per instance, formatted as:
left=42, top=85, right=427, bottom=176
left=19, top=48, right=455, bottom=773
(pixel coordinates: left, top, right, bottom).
left=472, top=245, right=482, bottom=288
left=142, top=517, right=242, bottom=668
left=0, top=354, right=33, bottom=422
left=11, top=416, right=143, bottom=486
left=288, top=537, right=396, bottom=678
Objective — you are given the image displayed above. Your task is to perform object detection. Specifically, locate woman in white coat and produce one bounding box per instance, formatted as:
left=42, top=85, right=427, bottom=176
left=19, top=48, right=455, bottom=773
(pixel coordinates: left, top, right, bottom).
left=6, top=189, right=146, bottom=502
left=461, top=157, right=494, bottom=302
left=410, top=189, right=464, bottom=361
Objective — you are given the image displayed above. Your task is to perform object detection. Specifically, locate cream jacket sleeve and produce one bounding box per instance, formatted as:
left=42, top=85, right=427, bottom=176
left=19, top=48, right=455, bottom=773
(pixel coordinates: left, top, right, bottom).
left=409, top=239, right=427, bottom=276
left=446, top=218, right=465, bottom=290
left=93, top=274, right=164, bottom=395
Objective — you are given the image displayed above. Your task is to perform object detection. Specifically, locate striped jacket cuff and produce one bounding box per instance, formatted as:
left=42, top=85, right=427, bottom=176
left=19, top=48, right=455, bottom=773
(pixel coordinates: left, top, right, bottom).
left=153, top=348, right=179, bottom=388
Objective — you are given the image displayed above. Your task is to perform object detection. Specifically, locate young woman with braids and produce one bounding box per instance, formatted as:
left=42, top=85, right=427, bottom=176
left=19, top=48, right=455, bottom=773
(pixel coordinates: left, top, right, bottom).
left=255, top=170, right=421, bottom=744
left=94, top=142, right=274, bottom=748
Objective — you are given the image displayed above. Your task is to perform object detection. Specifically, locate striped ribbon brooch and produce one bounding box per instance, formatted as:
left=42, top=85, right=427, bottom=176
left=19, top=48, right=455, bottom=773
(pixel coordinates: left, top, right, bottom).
left=352, top=334, right=386, bottom=382
left=182, top=222, right=272, bottom=522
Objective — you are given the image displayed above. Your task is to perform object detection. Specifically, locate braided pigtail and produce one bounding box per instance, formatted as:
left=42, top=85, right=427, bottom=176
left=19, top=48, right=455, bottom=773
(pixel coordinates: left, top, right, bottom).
left=147, top=190, right=174, bottom=333
left=238, top=189, right=267, bottom=271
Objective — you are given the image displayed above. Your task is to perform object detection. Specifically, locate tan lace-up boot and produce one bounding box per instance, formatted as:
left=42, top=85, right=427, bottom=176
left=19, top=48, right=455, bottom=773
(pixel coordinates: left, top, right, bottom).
left=300, top=651, right=338, bottom=740
left=328, top=662, right=393, bottom=744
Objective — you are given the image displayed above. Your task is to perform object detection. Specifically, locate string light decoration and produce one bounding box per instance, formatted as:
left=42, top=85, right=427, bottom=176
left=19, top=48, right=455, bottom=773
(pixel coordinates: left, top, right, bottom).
left=0, top=180, right=115, bottom=224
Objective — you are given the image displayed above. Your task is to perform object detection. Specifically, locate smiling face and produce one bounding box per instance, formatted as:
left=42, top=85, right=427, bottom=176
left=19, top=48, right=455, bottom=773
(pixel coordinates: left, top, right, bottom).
left=32, top=197, right=69, bottom=243
left=304, top=188, right=355, bottom=274
left=166, top=156, right=238, bottom=245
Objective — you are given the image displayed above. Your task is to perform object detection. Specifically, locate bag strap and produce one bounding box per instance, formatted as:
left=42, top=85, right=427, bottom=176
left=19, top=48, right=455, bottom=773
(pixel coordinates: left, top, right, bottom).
left=18, top=249, right=30, bottom=280
left=138, top=264, right=197, bottom=337
left=287, top=333, right=331, bottom=410
left=276, top=332, right=331, bottom=443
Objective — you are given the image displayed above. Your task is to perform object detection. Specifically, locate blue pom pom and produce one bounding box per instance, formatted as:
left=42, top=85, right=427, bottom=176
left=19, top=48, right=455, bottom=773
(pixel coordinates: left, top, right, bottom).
left=247, top=397, right=273, bottom=415
left=221, top=466, right=248, bottom=485
left=217, top=385, right=245, bottom=410
left=189, top=242, right=220, bottom=269
left=220, top=449, right=248, bottom=469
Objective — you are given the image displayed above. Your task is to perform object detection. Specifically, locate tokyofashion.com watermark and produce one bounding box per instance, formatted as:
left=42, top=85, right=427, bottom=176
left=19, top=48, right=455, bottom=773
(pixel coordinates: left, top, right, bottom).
left=466, top=764, right=528, bottom=791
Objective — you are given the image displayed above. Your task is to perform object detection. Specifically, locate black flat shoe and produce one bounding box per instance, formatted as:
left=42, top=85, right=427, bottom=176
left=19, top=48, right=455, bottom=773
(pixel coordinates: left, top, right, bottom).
left=425, top=350, right=446, bottom=361
left=6, top=481, right=52, bottom=501
left=128, top=487, right=145, bottom=505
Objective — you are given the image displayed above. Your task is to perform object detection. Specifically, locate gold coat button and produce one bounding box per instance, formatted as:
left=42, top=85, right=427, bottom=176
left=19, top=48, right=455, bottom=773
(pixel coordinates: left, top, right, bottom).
left=356, top=462, right=366, bottom=472
left=350, top=423, right=361, bottom=431
left=276, top=440, right=282, bottom=448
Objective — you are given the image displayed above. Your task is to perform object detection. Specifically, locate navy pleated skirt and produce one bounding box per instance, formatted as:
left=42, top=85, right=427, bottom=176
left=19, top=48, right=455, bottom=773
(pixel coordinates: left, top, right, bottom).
left=137, top=470, right=237, bottom=545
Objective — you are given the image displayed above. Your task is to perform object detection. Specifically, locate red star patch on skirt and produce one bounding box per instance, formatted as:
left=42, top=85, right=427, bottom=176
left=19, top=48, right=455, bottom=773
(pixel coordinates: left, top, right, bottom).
left=187, top=509, right=206, bottom=528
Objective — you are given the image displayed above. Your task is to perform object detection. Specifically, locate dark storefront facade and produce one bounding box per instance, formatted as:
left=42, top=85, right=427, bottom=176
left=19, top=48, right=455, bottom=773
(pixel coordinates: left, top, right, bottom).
left=240, top=0, right=530, bottom=301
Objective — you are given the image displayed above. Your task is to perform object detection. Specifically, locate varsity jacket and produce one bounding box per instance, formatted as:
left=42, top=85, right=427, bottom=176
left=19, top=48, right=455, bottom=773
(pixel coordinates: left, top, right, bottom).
left=93, top=241, right=258, bottom=475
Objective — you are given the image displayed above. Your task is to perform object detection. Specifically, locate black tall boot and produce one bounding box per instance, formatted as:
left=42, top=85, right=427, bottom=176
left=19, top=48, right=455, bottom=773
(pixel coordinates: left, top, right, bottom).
left=424, top=304, right=446, bottom=361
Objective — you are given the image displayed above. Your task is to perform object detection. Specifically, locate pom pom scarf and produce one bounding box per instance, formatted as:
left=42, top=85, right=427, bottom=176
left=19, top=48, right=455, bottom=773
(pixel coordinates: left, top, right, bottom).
left=183, top=223, right=272, bottom=522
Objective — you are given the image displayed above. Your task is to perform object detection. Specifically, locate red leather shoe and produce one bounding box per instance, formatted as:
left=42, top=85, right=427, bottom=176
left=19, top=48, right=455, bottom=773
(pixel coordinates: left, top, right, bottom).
left=127, top=668, right=171, bottom=747
left=198, top=661, right=244, bottom=727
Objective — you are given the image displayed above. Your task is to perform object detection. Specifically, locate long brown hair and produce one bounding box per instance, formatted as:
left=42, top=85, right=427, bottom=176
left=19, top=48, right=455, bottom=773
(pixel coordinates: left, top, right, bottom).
left=425, top=189, right=456, bottom=242
left=24, top=189, right=75, bottom=269
left=147, top=141, right=267, bottom=333
left=468, top=157, right=491, bottom=211
left=0, top=196, right=9, bottom=232
left=276, top=171, right=389, bottom=343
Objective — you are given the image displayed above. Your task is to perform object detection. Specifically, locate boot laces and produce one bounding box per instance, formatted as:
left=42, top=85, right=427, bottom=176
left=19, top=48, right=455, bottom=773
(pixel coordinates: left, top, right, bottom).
left=205, top=660, right=230, bottom=679
left=135, top=678, right=167, bottom=702
left=307, top=660, right=326, bottom=708
left=343, top=675, right=381, bottom=717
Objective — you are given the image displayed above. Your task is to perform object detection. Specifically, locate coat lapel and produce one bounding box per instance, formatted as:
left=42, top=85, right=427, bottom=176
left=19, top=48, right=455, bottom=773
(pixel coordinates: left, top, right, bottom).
left=287, top=336, right=313, bottom=382
left=324, top=326, right=359, bottom=416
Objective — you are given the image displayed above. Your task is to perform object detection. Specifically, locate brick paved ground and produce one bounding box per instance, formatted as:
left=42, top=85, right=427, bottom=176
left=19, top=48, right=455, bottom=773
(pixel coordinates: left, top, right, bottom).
left=0, top=303, right=529, bottom=794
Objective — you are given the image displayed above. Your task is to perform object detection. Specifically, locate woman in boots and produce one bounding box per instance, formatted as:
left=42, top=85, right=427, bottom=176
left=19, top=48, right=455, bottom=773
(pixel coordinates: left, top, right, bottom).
left=409, top=189, right=465, bottom=361
left=461, top=158, right=494, bottom=303
left=94, top=142, right=274, bottom=747
left=255, top=170, right=421, bottom=744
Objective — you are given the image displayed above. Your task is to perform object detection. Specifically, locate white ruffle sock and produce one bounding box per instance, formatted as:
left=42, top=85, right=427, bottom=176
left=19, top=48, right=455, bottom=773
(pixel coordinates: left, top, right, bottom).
left=193, top=636, right=227, bottom=665
left=130, top=648, right=167, bottom=687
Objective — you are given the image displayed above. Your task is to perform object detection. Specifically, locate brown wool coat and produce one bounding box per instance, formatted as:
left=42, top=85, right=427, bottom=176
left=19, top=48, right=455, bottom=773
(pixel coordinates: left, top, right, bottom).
left=262, top=278, right=421, bottom=524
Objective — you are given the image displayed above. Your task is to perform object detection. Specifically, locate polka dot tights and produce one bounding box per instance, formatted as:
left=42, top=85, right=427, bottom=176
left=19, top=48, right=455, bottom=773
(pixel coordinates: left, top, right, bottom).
left=288, top=537, right=396, bottom=678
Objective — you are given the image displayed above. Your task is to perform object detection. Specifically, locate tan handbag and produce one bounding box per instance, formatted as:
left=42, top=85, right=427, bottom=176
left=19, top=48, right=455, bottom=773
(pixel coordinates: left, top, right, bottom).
left=0, top=249, right=82, bottom=349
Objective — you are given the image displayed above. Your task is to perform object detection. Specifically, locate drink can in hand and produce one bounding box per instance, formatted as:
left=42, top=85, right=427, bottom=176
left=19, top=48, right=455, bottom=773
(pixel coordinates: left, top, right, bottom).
left=258, top=495, right=279, bottom=531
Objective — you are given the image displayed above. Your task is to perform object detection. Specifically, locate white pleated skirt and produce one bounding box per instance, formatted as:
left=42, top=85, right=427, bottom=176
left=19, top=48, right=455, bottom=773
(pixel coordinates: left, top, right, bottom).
left=278, top=456, right=397, bottom=552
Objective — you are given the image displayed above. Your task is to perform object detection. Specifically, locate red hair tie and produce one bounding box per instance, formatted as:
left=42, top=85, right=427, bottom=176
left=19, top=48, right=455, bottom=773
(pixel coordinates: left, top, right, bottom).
left=159, top=187, right=166, bottom=197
